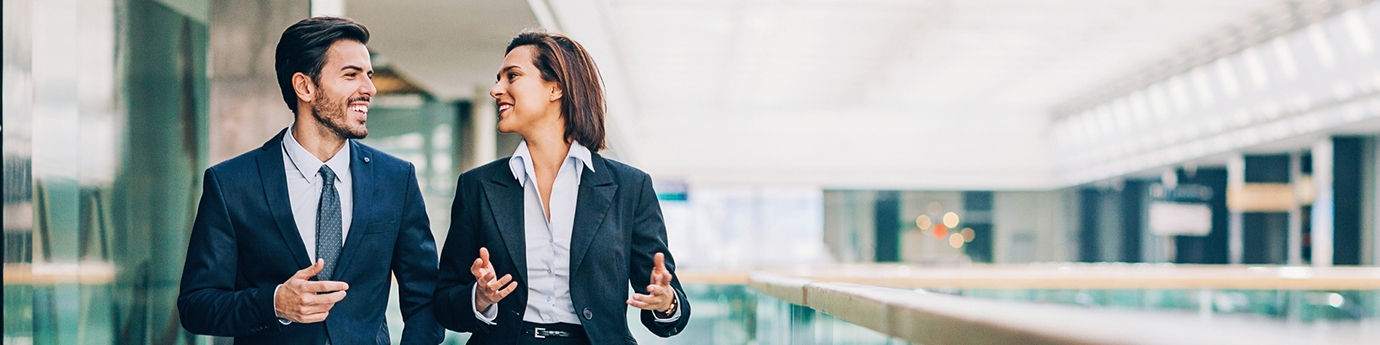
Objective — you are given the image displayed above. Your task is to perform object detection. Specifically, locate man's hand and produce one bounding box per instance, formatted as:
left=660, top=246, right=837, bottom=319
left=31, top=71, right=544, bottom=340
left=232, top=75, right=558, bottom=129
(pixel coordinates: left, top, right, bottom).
left=275, top=259, right=349, bottom=323
left=472, top=247, right=517, bottom=313
left=627, top=252, right=674, bottom=314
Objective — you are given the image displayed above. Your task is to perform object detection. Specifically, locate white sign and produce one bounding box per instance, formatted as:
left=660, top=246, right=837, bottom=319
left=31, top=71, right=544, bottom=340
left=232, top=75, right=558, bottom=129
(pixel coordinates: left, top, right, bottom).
left=1148, top=202, right=1212, bottom=236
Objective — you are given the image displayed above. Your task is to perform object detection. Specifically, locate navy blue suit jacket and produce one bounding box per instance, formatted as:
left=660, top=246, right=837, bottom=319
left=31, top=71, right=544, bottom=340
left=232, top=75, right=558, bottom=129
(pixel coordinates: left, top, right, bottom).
left=433, top=153, right=691, bottom=345
left=178, top=130, right=444, bottom=344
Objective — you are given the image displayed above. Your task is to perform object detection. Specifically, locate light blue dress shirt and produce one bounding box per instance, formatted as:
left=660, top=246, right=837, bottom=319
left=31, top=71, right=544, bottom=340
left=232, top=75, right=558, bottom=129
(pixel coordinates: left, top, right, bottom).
left=276, top=125, right=353, bottom=325
left=282, top=126, right=353, bottom=258
left=474, top=140, right=678, bottom=325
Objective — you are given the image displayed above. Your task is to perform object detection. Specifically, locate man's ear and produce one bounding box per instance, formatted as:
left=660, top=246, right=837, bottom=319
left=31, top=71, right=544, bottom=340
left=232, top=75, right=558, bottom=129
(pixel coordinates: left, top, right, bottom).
left=292, top=72, right=315, bottom=104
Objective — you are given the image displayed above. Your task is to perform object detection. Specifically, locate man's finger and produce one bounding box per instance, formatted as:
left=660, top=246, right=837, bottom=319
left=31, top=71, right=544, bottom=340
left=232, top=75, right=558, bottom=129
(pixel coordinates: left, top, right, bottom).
left=631, top=293, right=652, bottom=303
left=653, top=253, right=666, bottom=272
left=300, top=303, right=332, bottom=315
left=479, top=247, right=490, bottom=266
left=292, top=259, right=325, bottom=280
left=626, top=295, right=657, bottom=310
left=316, top=290, right=347, bottom=304
left=301, top=312, right=329, bottom=323
left=301, top=280, right=349, bottom=293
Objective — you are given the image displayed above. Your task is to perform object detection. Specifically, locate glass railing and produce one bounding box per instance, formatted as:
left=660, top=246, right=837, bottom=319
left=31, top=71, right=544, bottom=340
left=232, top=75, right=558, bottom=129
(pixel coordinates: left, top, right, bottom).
left=424, top=284, right=912, bottom=345
left=741, top=265, right=1380, bottom=345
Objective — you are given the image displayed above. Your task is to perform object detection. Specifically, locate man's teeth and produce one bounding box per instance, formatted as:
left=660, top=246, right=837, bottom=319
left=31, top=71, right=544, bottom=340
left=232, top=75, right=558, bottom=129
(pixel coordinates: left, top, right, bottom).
left=350, top=105, right=369, bottom=113
left=499, top=104, right=512, bottom=111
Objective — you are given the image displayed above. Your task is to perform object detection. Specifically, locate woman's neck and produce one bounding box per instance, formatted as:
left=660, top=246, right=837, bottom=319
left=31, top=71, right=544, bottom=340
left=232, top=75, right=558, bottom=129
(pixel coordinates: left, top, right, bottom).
left=525, top=131, right=571, bottom=171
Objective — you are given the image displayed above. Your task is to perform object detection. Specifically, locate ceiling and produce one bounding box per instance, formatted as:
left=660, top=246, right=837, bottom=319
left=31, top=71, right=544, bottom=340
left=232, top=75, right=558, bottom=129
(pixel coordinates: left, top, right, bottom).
left=349, top=0, right=1334, bottom=189
left=348, top=0, right=540, bottom=101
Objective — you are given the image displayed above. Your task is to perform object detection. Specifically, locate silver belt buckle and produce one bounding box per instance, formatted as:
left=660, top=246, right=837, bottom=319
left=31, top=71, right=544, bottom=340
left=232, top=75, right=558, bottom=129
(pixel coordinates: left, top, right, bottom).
left=534, top=327, right=546, bottom=339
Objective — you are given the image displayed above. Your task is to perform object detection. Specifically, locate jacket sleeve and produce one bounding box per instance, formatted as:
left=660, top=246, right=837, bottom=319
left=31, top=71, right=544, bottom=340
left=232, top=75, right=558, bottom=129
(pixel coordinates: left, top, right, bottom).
left=394, top=164, right=446, bottom=345
left=628, top=172, right=691, bottom=337
left=177, top=168, right=282, bottom=336
left=433, top=172, right=490, bottom=333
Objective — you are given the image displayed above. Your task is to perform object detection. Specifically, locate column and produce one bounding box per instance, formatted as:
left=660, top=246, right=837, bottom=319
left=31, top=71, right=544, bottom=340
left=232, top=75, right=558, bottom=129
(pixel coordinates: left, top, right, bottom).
left=873, top=191, right=900, bottom=262
left=470, top=84, right=496, bottom=169
left=1312, top=139, right=1333, bottom=267
left=208, top=0, right=309, bottom=163
left=1227, top=155, right=1244, bottom=264
left=1288, top=152, right=1304, bottom=265
left=1229, top=154, right=1292, bottom=264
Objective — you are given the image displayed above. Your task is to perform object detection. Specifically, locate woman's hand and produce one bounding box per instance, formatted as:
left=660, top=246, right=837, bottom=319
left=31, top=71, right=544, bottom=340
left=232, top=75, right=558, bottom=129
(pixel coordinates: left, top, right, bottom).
left=472, top=247, right=517, bottom=313
left=627, top=253, right=675, bottom=314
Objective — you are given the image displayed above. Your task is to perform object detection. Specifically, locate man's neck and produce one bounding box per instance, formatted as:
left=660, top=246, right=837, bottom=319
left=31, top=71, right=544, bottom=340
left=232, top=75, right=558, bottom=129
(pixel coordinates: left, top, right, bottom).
left=292, top=114, right=347, bottom=163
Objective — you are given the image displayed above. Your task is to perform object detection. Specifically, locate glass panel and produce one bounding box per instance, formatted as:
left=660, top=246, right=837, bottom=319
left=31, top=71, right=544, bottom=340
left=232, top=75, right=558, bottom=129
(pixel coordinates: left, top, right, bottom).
left=3, top=0, right=210, bottom=344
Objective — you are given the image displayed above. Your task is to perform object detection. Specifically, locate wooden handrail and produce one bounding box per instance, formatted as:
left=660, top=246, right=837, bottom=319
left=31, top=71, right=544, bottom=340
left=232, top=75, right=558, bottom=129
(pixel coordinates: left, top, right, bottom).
left=3, top=263, right=116, bottom=285
left=750, top=272, right=1378, bottom=345
left=683, top=263, right=1380, bottom=290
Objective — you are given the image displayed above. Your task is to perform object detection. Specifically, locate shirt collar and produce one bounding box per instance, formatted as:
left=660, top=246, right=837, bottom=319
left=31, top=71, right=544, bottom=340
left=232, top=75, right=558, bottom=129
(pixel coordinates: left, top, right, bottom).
left=508, top=140, right=595, bottom=187
left=283, top=124, right=351, bottom=183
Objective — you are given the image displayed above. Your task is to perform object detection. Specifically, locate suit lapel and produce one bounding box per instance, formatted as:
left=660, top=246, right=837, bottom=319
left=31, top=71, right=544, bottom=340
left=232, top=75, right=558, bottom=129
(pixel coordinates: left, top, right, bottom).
left=257, top=130, right=312, bottom=268
left=569, top=154, right=616, bottom=275
left=332, top=140, right=373, bottom=278
left=483, top=165, right=528, bottom=282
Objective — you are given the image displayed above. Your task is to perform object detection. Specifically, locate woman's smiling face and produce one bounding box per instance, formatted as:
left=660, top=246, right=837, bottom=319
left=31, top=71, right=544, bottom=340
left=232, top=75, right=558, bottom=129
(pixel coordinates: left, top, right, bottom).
left=490, top=45, right=562, bottom=136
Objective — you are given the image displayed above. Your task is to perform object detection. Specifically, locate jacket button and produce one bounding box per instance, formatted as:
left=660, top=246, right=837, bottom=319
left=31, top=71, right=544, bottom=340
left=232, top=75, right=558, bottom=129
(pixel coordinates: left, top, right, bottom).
left=582, top=308, right=593, bottom=320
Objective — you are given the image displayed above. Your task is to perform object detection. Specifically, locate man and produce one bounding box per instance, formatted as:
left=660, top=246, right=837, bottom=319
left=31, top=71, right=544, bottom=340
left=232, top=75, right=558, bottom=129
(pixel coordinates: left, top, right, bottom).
left=178, top=17, right=443, bottom=345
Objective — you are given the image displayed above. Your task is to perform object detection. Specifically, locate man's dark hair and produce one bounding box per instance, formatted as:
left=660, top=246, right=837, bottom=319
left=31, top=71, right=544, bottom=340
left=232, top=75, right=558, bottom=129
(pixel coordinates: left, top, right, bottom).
left=506, top=28, right=607, bottom=151
left=274, top=16, right=370, bottom=114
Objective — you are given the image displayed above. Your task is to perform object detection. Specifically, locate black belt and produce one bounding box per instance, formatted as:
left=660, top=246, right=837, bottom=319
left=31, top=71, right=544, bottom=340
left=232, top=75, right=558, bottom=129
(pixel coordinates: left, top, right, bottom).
left=521, top=322, right=585, bottom=339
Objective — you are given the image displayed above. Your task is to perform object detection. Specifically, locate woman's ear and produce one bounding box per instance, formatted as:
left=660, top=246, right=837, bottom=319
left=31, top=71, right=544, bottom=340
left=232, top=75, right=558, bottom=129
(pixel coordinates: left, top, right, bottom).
left=549, top=84, right=563, bottom=102
left=292, top=72, right=315, bottom=105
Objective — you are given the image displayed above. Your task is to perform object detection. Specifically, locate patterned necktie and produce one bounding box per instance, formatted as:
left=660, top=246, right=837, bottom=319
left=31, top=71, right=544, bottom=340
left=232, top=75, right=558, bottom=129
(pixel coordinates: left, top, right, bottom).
left=316, top=165, right=342, bottom=281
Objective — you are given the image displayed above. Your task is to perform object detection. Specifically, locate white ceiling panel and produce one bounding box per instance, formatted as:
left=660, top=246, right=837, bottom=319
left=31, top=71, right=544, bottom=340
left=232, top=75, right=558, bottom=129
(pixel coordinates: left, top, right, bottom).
left=348, top=0, right=540, bottom=101
left=352, top=0, right=1310, bottom=189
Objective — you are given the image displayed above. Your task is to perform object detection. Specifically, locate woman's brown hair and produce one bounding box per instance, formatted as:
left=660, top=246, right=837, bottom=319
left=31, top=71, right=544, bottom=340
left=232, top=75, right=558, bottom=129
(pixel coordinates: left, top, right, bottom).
left=506, top=28, right=607, bottom=151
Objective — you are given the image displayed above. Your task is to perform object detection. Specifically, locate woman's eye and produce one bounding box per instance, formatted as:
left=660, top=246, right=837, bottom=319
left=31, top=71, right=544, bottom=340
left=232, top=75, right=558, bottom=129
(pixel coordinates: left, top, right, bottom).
left=508, top=73, right=518, bottom=80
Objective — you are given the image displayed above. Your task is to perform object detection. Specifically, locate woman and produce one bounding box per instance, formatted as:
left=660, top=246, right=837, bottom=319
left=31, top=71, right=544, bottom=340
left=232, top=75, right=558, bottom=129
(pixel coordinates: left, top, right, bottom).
left=434, top=29, right=690, bottom=345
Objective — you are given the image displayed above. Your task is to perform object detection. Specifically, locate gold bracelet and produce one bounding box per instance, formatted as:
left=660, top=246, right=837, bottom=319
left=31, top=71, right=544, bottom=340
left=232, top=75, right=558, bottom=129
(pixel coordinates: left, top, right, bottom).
left=659, top=295, right=677, bottom=315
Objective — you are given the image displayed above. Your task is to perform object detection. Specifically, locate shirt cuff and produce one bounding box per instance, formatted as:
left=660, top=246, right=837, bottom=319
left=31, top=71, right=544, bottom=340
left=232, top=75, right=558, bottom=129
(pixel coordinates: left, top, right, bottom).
left=472, top=285, right=498, bottom=325
left=652, top=294, right=681, bottom=323
left=274, top=284, right=291, bottom=325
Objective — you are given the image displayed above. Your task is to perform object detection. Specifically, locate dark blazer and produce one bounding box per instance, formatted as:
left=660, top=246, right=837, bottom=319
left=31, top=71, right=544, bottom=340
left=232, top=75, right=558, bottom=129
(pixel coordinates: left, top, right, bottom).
left=178, top=130, right=444, bottom=345
left=434, top=153, right=691, bottom=344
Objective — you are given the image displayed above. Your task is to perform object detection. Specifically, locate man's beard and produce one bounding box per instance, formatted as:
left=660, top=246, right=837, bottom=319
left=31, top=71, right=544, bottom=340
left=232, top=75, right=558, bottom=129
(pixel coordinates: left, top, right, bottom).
left=313, top=91, right=369, bottom=139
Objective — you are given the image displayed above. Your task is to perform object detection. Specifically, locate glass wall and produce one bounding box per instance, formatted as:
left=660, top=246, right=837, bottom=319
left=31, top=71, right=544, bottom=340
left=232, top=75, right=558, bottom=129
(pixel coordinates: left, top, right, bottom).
left=4, top=0, right=210, bottom=344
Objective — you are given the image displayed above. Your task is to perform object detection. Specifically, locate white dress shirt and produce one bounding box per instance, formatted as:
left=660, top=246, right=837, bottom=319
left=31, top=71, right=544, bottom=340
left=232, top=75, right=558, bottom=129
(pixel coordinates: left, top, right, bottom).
left=474, top=140, right=678, bottom=325
left=282, top=126, right=353, bottom=262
